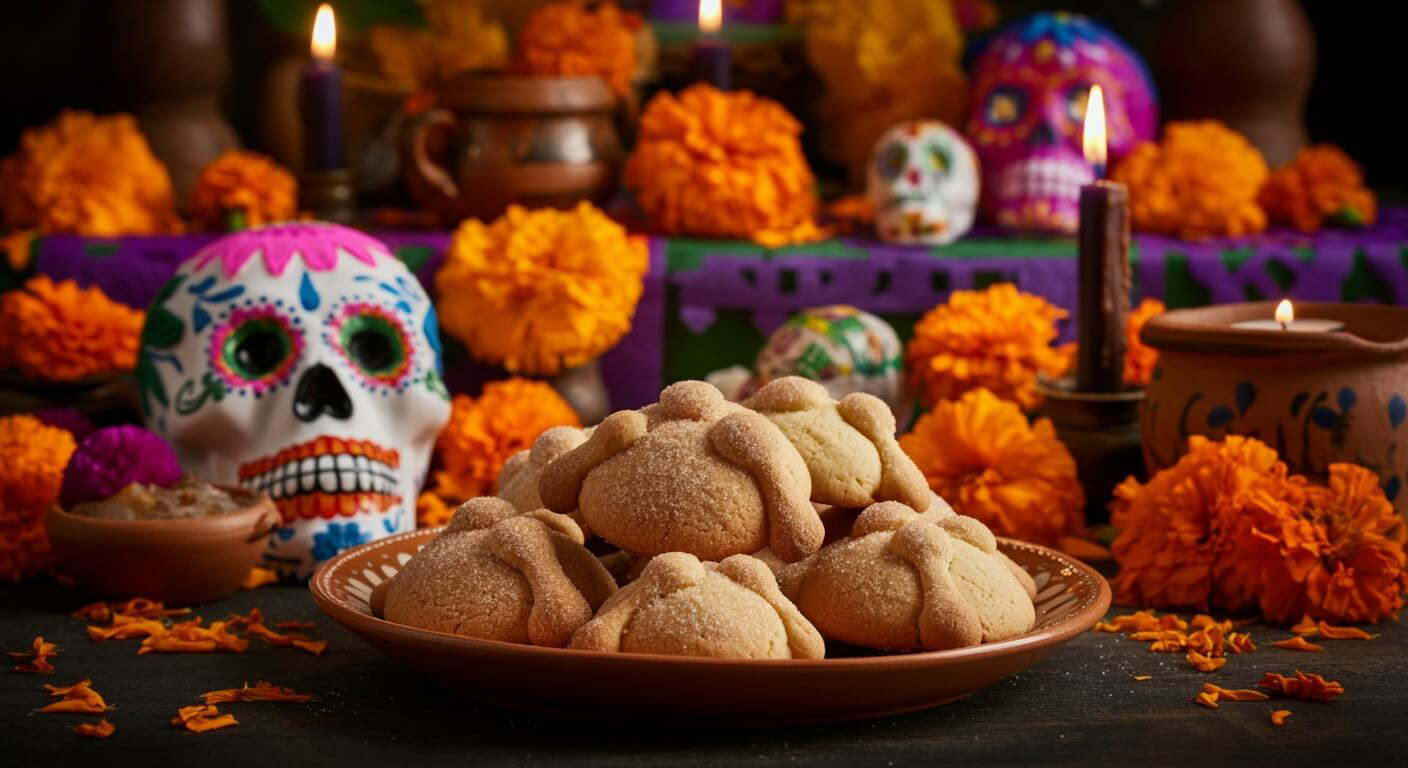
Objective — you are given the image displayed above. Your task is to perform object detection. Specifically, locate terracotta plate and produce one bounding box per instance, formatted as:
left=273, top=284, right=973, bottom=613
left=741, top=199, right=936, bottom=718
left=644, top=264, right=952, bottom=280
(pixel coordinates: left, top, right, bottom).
left=310, top=529, right=1111, bottom=725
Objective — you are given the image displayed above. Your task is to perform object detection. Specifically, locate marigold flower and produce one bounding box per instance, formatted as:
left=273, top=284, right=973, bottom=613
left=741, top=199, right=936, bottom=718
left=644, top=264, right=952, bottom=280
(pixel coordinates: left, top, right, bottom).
left=1111, top=120, right=1269, bottom=240
left=514, top=1, right=638, bottom=102
left=0, top=415, right=77, bottom=582
left=1237, top=463, right=1407, bottom=624
left=369, top=0, right=509, bottom=91
left=0, top=111, right=179, bottom=236
left=899, top=387, right=1084, bottom=547
left=0, top=276, right=144, bottom=382
left=625, top=84, right=819, bottom=242
left=788, top=0, right=967, bottom=183
left=436, top=202, right=647, bottom=375
left=1110, top=435, right=1301, bottom=612
left=1260, top=144, right=1378, bottom=233
left=906, top=283, right=1068, bottom=411
left=1058, top=297, right=1166, bottom=388
left=189, top=150, right=297, bottom=231
left=416, top=378, right=580, bottom=527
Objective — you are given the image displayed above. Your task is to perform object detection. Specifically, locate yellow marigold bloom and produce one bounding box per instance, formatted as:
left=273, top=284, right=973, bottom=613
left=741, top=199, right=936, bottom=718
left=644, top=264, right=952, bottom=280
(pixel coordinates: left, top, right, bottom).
left=898, top=387, right=1085, bottom=547
left=1111, top=435, right=1302, bottom=613
left=0, top=276, right=144, bottom=381
left=369, top=0, right=509, bottom=91
left=905, top=283, right=1068, bottom=411
left=788, top=0, right=967, bottom=184
left=435, top=202, right=648, bottom=375
left=625, top=84, right=819, bottom=242
left=189, top=150, right=298, bottom=231
left=417, top=378, right=580, bottom=527
left=0, top=415, right=77, bottom=581
left=0, top=111, right=178, bottom=236
left=1111, top=120, right=1269, bottom=240
left=1260, top=144, right=1377, bottom=233
left=514, top=1, right=638, bottom=102
left=1237, top=463, right=1407, bottom=624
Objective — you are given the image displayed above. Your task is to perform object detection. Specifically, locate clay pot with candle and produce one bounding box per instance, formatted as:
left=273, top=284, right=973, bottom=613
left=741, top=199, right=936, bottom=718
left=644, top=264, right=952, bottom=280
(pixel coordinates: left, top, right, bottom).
left=1140, top=301, right=1408, bottom=516
left=404, top=74, right=623, bottom=226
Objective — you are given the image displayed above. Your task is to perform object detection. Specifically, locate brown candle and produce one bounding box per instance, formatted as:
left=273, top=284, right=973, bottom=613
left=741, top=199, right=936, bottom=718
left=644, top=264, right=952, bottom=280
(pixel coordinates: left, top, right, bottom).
left=1076, top=181, right=1131, bottom=391
left=1075, top=85, right=1131, bottom=393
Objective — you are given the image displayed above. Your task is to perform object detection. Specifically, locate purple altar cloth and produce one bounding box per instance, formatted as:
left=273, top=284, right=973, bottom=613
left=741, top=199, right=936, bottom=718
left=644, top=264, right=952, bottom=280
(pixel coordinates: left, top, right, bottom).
left=28, top=209, right=1408, bottom=409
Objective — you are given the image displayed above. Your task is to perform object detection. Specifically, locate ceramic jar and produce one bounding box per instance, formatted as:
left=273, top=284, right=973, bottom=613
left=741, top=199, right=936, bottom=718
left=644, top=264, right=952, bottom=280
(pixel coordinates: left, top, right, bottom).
left=1140, top=302, right=1408, bottom=515
left=404, top=74, right=622, bottom=225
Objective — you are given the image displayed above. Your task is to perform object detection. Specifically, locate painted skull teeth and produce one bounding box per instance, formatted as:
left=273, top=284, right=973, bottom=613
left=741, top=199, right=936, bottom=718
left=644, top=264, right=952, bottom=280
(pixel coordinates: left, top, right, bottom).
left=237, top=436, right=401, bottom=522
left=995, top=156, right=1093, bottom=210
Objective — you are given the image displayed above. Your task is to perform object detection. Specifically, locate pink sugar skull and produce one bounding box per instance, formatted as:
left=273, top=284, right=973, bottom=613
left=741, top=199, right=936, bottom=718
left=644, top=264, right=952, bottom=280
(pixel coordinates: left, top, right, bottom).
left=965, top=12, right=1157, bottom=233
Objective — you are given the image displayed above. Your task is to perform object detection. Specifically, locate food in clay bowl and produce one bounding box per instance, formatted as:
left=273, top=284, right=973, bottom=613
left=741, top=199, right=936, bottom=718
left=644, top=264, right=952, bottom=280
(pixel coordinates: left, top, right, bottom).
left=311, top=380, right=1111, bottom=724
left=45, top=426, right=281, bottom=605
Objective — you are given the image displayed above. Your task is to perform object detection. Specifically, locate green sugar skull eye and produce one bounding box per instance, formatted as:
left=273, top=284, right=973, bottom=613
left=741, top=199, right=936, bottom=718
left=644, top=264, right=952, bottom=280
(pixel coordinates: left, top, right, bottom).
left=341, top=312, right=406, bottom=377
left=877, top=141, right=908, bottom=181
left=926, top=143, right=952, bottom=175
left=213, top=307, right=303, bottom=392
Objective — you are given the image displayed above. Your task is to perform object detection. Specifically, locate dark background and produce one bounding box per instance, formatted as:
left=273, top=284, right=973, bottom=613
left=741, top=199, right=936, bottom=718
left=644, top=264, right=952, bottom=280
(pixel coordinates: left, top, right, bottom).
left=1, top=0, right=1402, bottom=193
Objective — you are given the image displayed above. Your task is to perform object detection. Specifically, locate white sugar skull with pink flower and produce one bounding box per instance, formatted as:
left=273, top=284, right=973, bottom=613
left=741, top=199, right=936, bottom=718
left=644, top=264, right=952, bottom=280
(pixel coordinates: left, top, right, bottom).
left=138, top=223, right=451, bottom=578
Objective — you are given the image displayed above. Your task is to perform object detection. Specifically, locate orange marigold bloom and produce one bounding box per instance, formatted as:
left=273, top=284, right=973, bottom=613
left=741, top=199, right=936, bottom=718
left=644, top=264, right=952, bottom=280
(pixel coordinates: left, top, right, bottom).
left=514, top=1, right=638, bottom=102
left=0, top=415, right=77, bottom=582
left=1238, top=463, right=1407, bottom=624
left=1111, top=120, right=1269, bottom=240
left=898, top=387, right=1085, bottom=547
left=906, top=283, right=1068, bottom=411
left=0, top=111, right=178, bottom=236
left=625, top=84, right=820, bottom=242
left=417, top=378, right=580, bottom=527
left=1111, top=435, right=1302, bottom=612
left=1260, top=144, right=1377, bottom=233
left=1124, top=298, right=1165, bottom=386
left=189, top=150, right=297, bottom=231
left=436, top=202, right=648, bottom=375
left=0, top=276, right=144, bottom=381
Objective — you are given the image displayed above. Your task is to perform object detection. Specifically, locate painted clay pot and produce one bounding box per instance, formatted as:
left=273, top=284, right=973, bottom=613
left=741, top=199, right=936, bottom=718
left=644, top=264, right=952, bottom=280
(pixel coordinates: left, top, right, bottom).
left=404, top=74, right=622, bottom=226
left=1140, top=302, right=1408, bottom=515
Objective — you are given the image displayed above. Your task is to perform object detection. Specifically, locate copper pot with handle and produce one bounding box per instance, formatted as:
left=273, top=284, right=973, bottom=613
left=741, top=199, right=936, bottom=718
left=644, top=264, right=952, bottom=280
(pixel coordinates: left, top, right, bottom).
left=404, top=74, right=622, bottom=225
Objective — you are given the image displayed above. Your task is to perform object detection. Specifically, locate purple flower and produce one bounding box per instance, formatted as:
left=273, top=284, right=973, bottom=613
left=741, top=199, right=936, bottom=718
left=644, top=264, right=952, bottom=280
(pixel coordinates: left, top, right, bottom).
left=34, top=409, right=97, bottom=442
left=59, top=426, right=184, bottom=507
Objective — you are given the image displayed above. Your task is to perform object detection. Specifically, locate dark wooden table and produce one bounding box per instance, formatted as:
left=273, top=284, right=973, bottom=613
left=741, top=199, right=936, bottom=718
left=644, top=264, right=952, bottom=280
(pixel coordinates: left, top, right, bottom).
left=2, top=581, right=1405, bottom=766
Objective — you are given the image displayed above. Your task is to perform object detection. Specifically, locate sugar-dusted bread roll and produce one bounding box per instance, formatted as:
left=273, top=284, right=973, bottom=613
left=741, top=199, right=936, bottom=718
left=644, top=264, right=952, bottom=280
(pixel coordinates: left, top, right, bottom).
left=382, top=497, right=616, bottom=647
left=780, top=501, right=1035, bottom=651
left=745, top=377, right=929, bottom=510
left=571, top=552, right=824, bottom=660
left=539, top=380, right=823, bottom=563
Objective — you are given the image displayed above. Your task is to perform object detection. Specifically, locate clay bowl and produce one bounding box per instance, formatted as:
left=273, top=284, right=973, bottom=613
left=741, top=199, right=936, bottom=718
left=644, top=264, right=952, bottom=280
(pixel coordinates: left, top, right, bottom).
left=46, top=487, right=280, bottom=605
left=311, top=528, right=1111, bottom=725
left=1141, top=301, right=1408, bottom=515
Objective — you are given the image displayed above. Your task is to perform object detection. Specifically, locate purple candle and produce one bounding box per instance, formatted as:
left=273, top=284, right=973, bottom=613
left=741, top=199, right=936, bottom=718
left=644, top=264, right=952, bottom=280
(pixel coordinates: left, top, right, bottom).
left=300, top=4, right=345, bottom=171
left=693, top=0, right=732, bottom=90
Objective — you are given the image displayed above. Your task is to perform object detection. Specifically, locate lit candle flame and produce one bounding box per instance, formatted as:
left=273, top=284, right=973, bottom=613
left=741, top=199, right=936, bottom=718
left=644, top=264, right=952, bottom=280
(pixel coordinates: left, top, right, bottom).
left=1275, top=299, right=1294, bottom=326
left=699, top=0, right=722, bottom=34
left=1082, top=84, right=1107, bottom=177
left=311, top=4, right=336, bottom=61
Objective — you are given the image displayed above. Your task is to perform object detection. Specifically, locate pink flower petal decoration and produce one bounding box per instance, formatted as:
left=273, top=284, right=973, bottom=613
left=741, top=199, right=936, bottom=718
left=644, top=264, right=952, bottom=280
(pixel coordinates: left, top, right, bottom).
left=189, top=222, right=390, bottom=280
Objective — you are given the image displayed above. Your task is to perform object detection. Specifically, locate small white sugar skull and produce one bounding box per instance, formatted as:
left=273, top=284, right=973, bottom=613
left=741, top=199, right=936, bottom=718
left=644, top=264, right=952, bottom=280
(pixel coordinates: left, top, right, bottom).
left=867, top=120, right=980, bottom=245
left=137, top=223, right=452, bottom=579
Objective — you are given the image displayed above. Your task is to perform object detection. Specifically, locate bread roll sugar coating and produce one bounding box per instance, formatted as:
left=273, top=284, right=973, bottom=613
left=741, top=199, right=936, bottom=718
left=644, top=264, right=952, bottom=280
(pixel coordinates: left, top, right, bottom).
left=745, top=377, right=929, bottom=511
left=570, top=552, right=824, bottom=659
left=383, top=498, right=617, bottom=647
left=779, top=501, right=1036, bottom=651
left=539, top=381, right=823, bottom=563
left=498, top=426, right=590, bottom=512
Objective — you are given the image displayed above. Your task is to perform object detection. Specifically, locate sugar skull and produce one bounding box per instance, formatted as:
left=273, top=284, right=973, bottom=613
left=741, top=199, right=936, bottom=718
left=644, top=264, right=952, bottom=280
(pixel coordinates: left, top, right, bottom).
left=965, top=12, right=1156, bottom=233
left=754, top=305, right=909, bottom=424
left=867, top=120, right=980, bottom=245
left=137, top=223, right=452, bottom=579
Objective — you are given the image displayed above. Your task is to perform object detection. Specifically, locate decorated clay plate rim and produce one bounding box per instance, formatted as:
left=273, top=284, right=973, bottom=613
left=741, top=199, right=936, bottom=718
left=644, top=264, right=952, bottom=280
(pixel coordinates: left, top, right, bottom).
left=311, top=527, right=1111, bottom=669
